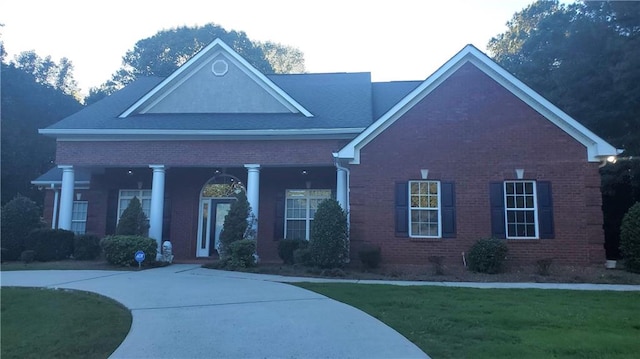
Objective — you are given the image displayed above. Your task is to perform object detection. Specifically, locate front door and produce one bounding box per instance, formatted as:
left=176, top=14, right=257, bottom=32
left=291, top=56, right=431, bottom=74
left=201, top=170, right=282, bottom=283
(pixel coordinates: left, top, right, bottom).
left=197, top=198, right=233, bottom=257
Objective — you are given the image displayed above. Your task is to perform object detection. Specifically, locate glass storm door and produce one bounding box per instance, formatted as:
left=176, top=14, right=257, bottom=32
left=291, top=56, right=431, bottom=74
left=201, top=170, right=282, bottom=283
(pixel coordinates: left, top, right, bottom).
left=197, top=199, right=232, bottom=257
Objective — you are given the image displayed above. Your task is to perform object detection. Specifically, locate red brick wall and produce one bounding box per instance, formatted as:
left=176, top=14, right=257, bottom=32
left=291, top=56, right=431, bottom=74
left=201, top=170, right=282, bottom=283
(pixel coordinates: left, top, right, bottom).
left=55, top=139, right=347, bottom=167
left=349, top=63, right=605, bottom=266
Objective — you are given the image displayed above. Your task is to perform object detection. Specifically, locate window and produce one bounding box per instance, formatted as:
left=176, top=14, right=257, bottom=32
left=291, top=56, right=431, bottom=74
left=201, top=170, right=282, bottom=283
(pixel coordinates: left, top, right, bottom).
left=409, top=181, right=441, bottom=238
left=284, top=189, right=331, bottom=240
left=71, top=201, right=88, bottom=235
left=504, top=181, right=538, bottom=238
left=118, top=190, right=152, bottom=221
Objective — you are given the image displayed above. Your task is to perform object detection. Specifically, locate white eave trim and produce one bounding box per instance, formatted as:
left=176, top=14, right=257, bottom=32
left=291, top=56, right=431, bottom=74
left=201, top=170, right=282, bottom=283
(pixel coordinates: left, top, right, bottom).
left=337, top=45, right=618, bottom=164
left=38, top=127, right=365, bottom=140
left=118, top=39, right=313, bottom=118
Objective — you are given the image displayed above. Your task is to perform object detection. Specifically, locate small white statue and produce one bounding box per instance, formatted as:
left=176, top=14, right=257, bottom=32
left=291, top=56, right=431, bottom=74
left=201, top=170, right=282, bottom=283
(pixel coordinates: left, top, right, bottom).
left=162, top=241, right=174, bottom=263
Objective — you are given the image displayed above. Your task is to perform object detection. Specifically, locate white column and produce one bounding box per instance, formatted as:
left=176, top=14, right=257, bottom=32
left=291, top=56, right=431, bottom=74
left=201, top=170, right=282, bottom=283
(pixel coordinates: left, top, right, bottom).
left=51, top=185, right=60, bottom=229
left=336, top=167, right=348, bottom=210
left=149, top=165, right=165, bottom=258
left=244, top=164, right=260, bottom=228
left=58, top=165, right=75, bottom=230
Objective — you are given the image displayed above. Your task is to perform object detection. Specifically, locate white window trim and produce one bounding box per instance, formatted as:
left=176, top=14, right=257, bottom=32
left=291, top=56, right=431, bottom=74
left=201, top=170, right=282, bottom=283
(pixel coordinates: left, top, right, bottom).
left=503, top=180, right=539, bottom=239
left=408, top=180, right=442, bottom=238
left=117, top=189, right=152, bottom=224
left=284, top=189, right=331, bottom=240
left=71, top=200, right=88, bottom=235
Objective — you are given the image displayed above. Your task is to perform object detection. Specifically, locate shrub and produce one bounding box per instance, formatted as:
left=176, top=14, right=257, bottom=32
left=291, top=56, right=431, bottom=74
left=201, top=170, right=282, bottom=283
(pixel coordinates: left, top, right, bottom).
left=535, top=258, right=554, bottom=276
left=358, top=245, right=382, bottom=269
left=428, top=256, right=445, bottom=275
left=308, top=199, right=348, bottom=268
left=620, top=202, right=640, bottom=273
left=293, top=247, right=312, bottom=266
left=24, top=228, right=74, bottom=262
left=278, top=239, right=308, bottom=265
left=101, top=235, right=157, bottom=267
left=226, top=239, right=256, bottom=269
left=467, top=238, right=508, bottom=274
left=219, top=192, right=251, bottom=258
left=74, top=234, right=102, bottom=260
left=1, top=195, right=44, bottom=260
left=116, top=197, right=149, bottom=236
left=21, top=250, right=35, bottom=263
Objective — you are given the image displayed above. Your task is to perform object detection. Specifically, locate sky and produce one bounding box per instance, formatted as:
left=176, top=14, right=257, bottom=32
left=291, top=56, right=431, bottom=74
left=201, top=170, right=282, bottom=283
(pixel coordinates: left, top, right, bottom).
left=1, top=0, right=540, bottom=96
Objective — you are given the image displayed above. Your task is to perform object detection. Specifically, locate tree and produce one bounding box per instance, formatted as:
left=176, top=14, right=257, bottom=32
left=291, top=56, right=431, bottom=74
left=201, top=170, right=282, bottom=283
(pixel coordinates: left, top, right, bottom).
left=219, top=191, right=251, bottom=259
left=1, top=61, right=83, bottom=205
left=86, top=23, right=306, bottom=103
left=116, top=197, right=149, bottom=236
left=13, top=50, right=80, bottom=99
left=487, top=0, right=640, bottom=155
left=308, top=199, right=348, bottom=268
left=1, top=195, right=44, bottom=261
left=620, top=202, right=640, bottom=273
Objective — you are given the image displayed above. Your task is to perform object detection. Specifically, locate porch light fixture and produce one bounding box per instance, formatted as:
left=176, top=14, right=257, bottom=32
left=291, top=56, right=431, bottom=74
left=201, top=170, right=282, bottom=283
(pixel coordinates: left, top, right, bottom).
left=515, top=169, right=525, bottom=179
left=137, top=181, right=143, bottom=189
left=76, top=193, right=82, bottom=201
left=301, top=170, right=308, bottom=175
left=127, top=169, right=133, bottom=175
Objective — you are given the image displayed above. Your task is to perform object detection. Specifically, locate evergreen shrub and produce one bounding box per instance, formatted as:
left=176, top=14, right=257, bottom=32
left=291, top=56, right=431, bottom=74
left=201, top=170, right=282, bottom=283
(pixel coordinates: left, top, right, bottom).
left=467, top=238, right=508, bottom=274
left=116, top=197, right=149, bottom=236
left=1, top=195, right=44, bottom=260
left=308, top=199, right=348, bottom=268
left=278, top=239, right=308, bottom=265
left=74, top=234, right=102, bottom=260
left=620, top=202, right=640, bottom=273
left=24, top=228, right=74, bottom=262
left=101, top=235, right=157, bottom=266
left=358, top=245, right=382, bottom=269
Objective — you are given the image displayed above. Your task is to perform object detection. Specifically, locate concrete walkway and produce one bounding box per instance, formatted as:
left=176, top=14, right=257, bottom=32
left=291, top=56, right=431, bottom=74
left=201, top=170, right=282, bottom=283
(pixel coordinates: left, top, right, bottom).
left=2, top=265, right=639, bottom=359
left=1, top=265, right=429, bottom=359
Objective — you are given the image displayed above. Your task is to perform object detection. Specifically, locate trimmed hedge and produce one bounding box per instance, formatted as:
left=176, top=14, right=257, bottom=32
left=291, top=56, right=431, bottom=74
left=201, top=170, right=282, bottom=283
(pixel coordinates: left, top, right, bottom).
left=1, top=195, right=44, bottom=260
left=227, top=239, right=256, bottom=268
left=24, top=228, right=74, bottom=262
left=467, top=238, right=508, bottom=274
left=101, top=235, right=157, bottom=267
left=620, top=202, right=640, bottom=273
left=308, top=199, right=348, bottom=268
left=74, top=234, right=102, bottom=260
left=278, top=239, right=308, bottom=265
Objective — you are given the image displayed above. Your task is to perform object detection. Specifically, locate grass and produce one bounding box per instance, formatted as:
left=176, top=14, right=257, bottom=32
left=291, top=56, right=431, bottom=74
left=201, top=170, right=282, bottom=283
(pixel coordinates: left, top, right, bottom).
left=295, top=283, right=640, bottom=359
left=1, top=287, right=132, bottom=359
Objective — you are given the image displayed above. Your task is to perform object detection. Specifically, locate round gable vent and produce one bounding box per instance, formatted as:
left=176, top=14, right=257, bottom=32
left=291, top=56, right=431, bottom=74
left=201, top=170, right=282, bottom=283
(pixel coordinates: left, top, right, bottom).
left=212, top=59, right=229, bottom=76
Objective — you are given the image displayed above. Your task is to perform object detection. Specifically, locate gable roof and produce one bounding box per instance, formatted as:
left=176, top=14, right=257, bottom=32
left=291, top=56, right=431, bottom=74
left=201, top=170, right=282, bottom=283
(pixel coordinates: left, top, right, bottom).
left=336, top=44, right=619, bottom=163
left=119, top=38, right=313, bottom=117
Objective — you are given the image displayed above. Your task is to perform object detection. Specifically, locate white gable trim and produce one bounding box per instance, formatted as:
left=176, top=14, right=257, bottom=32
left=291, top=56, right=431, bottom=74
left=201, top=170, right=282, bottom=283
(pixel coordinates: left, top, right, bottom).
left=337, top=45, right=619, bottom=164
left=119, top=39, right=313, bottom=118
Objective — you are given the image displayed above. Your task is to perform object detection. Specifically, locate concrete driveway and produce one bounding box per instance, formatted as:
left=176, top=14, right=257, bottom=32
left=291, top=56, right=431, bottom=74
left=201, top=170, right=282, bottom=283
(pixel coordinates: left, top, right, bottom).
left=1, top=265, right=429, bottom=359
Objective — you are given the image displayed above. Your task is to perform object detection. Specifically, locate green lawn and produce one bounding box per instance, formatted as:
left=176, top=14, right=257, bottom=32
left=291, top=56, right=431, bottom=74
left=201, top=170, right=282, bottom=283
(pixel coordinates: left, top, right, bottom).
left=1, top=287, right=132, bottom=359
left=295, top=283, right=640, bottom=359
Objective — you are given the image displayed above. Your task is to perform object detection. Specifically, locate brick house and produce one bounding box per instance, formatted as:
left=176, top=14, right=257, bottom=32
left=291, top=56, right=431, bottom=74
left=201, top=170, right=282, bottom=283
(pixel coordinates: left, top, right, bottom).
left=34, top=39, right=618, bottom=265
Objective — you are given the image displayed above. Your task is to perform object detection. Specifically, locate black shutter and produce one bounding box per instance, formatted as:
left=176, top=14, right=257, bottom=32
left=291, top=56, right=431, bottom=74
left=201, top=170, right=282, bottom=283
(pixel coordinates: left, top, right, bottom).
left=274, top=192, right=285, bottom=239
left=441, top=182, right=456, bottom=238
left=537, top=181, right=554, bottom=239
left=490, top=182, right=506, bottom=239
left=395, top=182, right=409, bottom=237
left=105, top=189, right=118, bottom=235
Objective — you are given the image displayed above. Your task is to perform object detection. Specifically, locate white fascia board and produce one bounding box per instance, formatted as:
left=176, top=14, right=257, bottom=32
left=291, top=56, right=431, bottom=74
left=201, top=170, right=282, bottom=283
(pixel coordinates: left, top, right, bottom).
left=119, top=39, right=313, bottom=118
left=39, top=128, right=364, bottom=141
left=337, top=45, right=618, bottom=164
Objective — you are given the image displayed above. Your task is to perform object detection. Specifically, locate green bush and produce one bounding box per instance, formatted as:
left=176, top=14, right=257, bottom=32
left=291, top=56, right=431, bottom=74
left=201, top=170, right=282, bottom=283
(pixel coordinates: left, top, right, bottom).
left=227, top=239, right=256, bottom=269
left=21, top=250, right=35, bottom=263
left=467, top=238, right=508, bottom=274
left=74, top=234, right=102, bottom=260
left=24, top=228, right=75, bottom=262
left=101, top=235, right=157, bottom=267
left=293, top=247, right=312, bottom=266
left=308, top=199, right=348, bottom=268
left=1, top=195, right=44, bottom=260
left=278, top=239, right=309, bottom=265
left=116, top=197, right=149, bottom=236
left=620, top=202, right=640, bottom=273
left=358, top=245, right=382, bottom=269
left=219, top=192, right=251, bottom=259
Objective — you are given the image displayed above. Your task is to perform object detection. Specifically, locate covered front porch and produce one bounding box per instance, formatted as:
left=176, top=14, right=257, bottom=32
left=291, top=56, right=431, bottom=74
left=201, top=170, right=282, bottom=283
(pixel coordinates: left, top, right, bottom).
left=37, top=164, right=349, bottom=262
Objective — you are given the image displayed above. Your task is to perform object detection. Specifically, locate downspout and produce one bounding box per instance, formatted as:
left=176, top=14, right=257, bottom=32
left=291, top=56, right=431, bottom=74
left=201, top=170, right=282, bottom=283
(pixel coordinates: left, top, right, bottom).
left=51, top=184, right=59, bottom=229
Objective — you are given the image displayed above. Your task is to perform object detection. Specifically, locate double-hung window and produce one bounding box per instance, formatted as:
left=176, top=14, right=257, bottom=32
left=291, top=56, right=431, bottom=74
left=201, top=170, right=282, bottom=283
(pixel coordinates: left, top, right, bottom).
left=71, top=201, right=88, bottom=235
left=504, top=181, right=537, bottom=238
left=284, top=189, right=331, bottom=240
left=118, top=190, right=152, bottom=221
left=409, top=181, right=441, bottom=238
